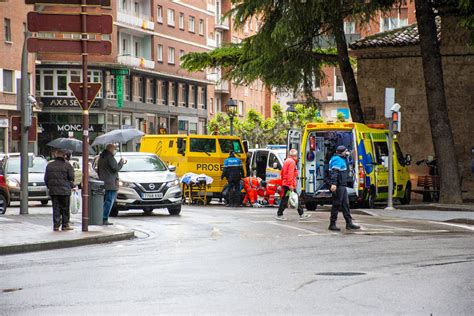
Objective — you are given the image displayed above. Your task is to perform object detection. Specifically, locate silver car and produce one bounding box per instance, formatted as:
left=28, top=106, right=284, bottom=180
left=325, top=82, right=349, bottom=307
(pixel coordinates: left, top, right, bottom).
left=3, top=155, right=49, bottom=205
left=108, top=153, right=182, bottom=216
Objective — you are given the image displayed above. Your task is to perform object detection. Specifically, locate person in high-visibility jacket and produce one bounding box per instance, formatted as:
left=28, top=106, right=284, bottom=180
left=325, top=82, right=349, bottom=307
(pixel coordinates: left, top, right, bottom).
left=263, top=178, right=284, bottom=206
left=242, top=176, right=263, bottom=207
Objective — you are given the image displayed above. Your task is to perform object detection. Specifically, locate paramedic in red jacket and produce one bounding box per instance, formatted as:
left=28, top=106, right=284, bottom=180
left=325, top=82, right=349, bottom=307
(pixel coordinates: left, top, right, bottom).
left=242, top=176, right=262, bottom=207
left=276, top=149, right=311, bottom=221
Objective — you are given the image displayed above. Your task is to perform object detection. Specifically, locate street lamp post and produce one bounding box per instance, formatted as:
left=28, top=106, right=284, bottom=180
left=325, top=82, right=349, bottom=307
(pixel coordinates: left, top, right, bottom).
left=226, top=98, right=238, bottom=136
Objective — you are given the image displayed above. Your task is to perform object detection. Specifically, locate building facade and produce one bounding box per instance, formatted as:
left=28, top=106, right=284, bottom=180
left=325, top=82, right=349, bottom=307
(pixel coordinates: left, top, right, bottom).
left=350, top=15, right=474, bottom=200
left=0, top=0, right=35, bottom=153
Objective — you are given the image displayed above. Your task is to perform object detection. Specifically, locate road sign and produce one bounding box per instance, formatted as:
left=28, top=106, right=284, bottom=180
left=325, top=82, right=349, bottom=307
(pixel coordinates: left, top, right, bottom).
left=384, top=88, right=395, bottom=118
left=116, top=76, right=123, bottom=108
left=27, top=38, right=112, bottom=55
left=110, top=69, right=130, bottom=76
left=27, top=12, right=113, bottom=34
left=25, top=0, right=110, bottom=5
left=69, top=82, right=102, bottom=110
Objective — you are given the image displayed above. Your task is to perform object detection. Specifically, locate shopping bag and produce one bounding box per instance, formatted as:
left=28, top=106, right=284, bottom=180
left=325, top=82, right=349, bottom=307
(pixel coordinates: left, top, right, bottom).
left=288, top=191, right=299, bottom=209
left=70, top=191, right=81, bottom=214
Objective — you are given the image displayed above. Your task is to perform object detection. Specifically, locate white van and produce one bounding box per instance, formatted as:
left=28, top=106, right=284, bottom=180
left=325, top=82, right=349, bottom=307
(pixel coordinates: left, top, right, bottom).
left=248, top=145, right=287, bottom=180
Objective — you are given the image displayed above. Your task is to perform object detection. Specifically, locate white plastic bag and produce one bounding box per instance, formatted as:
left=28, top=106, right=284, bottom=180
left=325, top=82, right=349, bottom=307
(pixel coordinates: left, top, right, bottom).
left=70, top=191, right=81, bottom=214
left=288, top=191, right=299, bottom=209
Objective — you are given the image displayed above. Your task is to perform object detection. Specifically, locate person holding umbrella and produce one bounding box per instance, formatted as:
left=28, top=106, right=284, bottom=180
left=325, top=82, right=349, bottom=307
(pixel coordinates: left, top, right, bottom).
left=97, top=144, right=127, bottom=225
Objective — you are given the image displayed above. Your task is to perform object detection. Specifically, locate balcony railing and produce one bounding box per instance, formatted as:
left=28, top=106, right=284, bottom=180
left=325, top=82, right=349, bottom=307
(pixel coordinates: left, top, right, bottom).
left=118, top=55, right=155, bottom=69
left=215, top=80, right=229, bottom=94
left=117, top=11, right=154, bottom=31
left=215, top=17, right=230, bottom=30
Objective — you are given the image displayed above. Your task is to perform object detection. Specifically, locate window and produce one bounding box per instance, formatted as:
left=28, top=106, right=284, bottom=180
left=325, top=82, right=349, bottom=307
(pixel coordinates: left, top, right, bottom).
left=133, top=76, right=144, bottom=102
left=168, top=47, right=175, bottom=64
left=188, top=16, right=195, bottom=32
left=134, top=1, right=139, bottom=16
left=124, top=76, right=130, bottom=100
left=43, top=70, right=54, bottom=96
left=374, top=141, right=389, bottom=164
left=380, top=9, right=408, bottom=32
left=344, top=21, right=356, bottom=34
left=4, top=18, right=11, bottom=42
left=209, top=97, right=214, bottom=114
left=169, top=82, right=176, bottom=105
left=146, top=78, right=153, bottom=103
left=157, top=5, right=163, bottom=23
left=178, top=120, right=188, bottom=131
left=197, top=86, right=205, bottom=108
left=121, top=0, right=127, bottom=10
left=2, top=69, right=13, bottom=92
left=179, top=49, right=185, bottom=65
left=395, top=142, right=407, bottom=166
left=238, top=100, right=244, bottom=116
left=106, top=73, right=116, bottom=99
left=335, top=74, right=344, bottom=93
left=218, top=139, right=243, bottom=154
left=157, top=44, right=163, bottom=62
left=179, top=13, right=184, bottom=30
left=199, top=19, right=204, bottom=35
left=56, top=70, right=68, bottom=96
left=190, top=138, right=216, bottom=153
left=268, top=153, right=281, bottom=169
left=122, top=38, right=129, bottom=55
left=178, top=83, right=186, bottom=106
left=167, top=9, right=175, bottom=26
left=216, top=31, right=222, bottom=47
left=189, top=85, right=196, bottom=108
left=134, top=41, right=140, bottom=57
left=189, top=123, right=198, bottom=134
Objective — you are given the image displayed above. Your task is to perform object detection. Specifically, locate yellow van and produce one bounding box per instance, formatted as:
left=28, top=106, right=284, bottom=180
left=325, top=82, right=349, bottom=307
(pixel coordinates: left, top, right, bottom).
left=140, top=135, right=248, bottom=200
left=288, top=122, right=412, bottom=210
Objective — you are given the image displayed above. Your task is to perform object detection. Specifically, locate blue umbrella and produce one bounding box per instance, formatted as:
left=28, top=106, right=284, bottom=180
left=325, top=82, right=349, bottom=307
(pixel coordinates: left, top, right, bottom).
left=91, top=128, right=144, bottom=147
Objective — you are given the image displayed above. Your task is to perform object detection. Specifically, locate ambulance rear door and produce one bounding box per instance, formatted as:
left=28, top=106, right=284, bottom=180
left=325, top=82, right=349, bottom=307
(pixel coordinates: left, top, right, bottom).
left=287, top=128, right=302, bottom=193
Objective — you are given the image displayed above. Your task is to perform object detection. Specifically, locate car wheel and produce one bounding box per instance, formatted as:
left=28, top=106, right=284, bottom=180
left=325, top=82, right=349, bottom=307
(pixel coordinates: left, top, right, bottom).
left=109, top=206, right=119, bottom=217
left=143, top=207, right=154, bottom=215
left=400, top=183, right=411, bottom=205
left=305, top=201, right=317, bottom=211
left=365, top=188, right=376, bottom=209
left=41, top=200, right=48, bottom=206
left=168, top=204, right=181, bottom=216
left=0, top=194, right=7, bottom=215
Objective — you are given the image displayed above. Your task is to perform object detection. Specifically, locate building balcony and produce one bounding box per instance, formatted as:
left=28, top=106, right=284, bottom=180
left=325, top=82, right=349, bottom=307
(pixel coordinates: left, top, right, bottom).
left=117, top=11, right=154, bottom=31
left=215, top=17, right=230, bottom=30
left=215, top=80, right=229, bottom=94
left=118, top=55, right=155, bottom=69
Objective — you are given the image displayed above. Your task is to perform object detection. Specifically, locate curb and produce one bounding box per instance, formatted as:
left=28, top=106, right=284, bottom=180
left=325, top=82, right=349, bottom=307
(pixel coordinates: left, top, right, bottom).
left=0, top=231, right=135, bottom=256
left=444, top=218, right=474, bottom=225
left=396, top=205, right=474, bottom=212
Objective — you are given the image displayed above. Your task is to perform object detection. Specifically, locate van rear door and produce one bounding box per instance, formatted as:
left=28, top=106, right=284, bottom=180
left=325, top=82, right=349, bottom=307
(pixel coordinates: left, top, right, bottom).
left=287, top=128, right=302, bottom=193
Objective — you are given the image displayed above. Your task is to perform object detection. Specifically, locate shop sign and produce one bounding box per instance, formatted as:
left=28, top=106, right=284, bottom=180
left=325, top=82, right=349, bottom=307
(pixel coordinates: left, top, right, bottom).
left=0, top=118, right=9, bottom=128
left=41, top=123, right=105, bottom=133
left=40, top=97, right=101, bottom=108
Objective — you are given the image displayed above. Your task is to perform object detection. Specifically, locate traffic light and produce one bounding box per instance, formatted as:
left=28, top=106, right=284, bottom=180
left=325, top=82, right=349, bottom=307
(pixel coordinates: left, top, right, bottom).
left=392, top=110, right=401, bottom=133
left=390, top=103, right=401, bottom=134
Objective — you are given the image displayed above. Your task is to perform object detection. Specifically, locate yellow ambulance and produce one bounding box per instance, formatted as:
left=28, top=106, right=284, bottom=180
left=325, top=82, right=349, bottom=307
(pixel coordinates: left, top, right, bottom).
left=288, top=122, right=412, bottom=210
left=140, top=135, right=248, bottom=201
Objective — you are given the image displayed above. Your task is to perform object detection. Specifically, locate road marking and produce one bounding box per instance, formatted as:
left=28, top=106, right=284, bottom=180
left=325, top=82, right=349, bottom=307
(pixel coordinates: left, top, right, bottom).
left=262, top=221, right=318, bottom=235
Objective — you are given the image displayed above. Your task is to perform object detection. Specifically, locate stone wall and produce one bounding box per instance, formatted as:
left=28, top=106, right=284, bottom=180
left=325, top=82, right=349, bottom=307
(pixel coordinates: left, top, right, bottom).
left=355, top=48, right=474, bottom=200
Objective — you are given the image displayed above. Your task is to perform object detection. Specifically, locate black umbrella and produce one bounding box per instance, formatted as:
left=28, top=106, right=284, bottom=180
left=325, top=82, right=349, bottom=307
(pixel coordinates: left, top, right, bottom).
left=47, top=138, right=96, bottom=155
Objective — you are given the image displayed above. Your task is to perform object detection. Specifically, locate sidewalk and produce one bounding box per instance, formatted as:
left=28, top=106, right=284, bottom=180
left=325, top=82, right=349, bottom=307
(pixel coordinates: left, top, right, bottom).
left=0, top=211, right=135, bottom=256
left=397, top=202, right=474, bottom=212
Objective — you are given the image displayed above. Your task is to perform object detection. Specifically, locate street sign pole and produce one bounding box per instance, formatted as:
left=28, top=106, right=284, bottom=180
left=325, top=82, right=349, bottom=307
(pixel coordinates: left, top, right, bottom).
left=20, top=30, right=29, bottom=215
left=81, top=0, right=90, bottom=232
left=385, top=119, right=395, bottom=211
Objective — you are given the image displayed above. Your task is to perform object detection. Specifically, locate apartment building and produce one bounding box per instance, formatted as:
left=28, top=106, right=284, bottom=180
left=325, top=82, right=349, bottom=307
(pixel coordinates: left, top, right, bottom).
left=276, top=1, right=417, bottom=121
left=207, top=0, right=275, bottom=120
left=0, top=0, right=35, bottom=153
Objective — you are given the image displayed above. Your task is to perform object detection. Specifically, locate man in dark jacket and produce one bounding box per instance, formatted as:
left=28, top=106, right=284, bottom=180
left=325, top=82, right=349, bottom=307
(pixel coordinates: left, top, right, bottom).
left=221, top=151, right=244, bottom=207
left=328, top=145, right=360, bottom=231
left=97, top=144, right=125, bottom=225
left=44, top=149, right=75, bottom=231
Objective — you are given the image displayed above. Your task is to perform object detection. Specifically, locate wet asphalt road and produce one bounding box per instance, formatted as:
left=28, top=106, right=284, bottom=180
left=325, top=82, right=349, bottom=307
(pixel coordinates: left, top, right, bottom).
left=1, top=204, right=474, bottom=315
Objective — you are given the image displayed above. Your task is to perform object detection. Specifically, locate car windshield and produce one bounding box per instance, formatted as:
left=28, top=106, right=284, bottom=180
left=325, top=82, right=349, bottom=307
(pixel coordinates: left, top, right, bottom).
left=118, top=155, right=167, bottom=172
left=6, top=157, right=48, bottom=174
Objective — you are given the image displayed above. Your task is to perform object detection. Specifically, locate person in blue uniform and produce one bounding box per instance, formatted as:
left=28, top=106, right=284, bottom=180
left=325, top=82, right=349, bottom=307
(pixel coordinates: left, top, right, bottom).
left=221, top=151, right=245, bottom=207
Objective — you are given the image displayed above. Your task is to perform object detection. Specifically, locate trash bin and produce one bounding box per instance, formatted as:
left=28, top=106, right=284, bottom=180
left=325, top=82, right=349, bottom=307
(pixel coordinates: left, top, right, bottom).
left=89, top=179, right=105, bottom=225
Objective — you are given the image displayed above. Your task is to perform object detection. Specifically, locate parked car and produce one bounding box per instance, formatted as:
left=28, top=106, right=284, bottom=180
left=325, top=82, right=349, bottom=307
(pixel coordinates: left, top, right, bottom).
left=3, top=155, right=49, bottom=205
left=248, top=146, right=287, bottom=180
left=96, top=152, right=182, bottom=216
left=0, top=173, right=10, bottom=214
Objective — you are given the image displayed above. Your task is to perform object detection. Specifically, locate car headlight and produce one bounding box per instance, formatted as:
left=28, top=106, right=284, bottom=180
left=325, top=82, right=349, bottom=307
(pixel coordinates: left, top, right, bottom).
left=119, top=180, right=136, bottom=188
left=166, top=179, right=180, bottom=188
left=7, top=178, right=20, bottom=188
